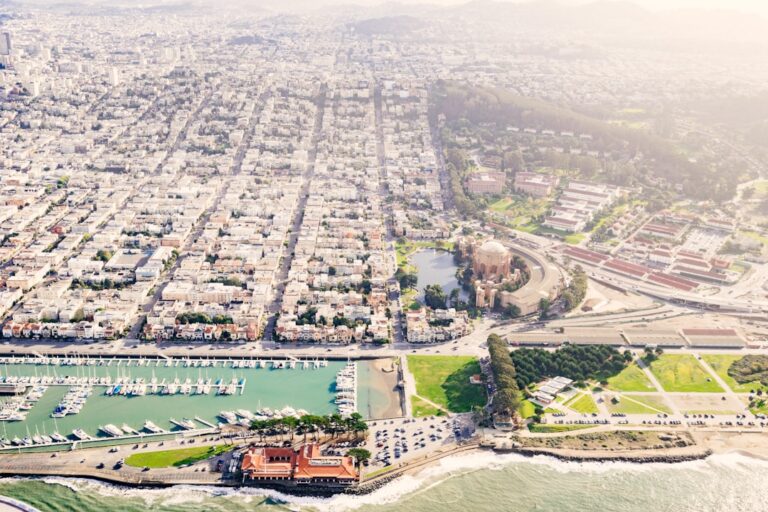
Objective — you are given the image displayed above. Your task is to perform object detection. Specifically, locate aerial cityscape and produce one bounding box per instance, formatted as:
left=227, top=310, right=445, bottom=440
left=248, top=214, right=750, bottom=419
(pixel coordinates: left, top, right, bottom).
left=0, top=0, right=767, bottom=510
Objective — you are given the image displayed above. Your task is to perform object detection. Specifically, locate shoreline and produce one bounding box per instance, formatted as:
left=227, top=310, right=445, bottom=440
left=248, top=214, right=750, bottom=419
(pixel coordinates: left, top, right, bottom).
left=3, top=432, right=767, bottom=497
left=359, top=358, right=403, bottom=420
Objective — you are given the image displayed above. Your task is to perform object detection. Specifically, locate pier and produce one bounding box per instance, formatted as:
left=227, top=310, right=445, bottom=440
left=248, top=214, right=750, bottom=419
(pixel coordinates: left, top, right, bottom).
left=0, top=355, right=330, bottom=370
left=0, top=356, right=386, bottom=452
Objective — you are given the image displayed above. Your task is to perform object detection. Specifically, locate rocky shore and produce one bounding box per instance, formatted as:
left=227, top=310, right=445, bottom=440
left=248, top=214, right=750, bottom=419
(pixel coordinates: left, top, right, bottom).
left=508, top=446, right=713, bottom=464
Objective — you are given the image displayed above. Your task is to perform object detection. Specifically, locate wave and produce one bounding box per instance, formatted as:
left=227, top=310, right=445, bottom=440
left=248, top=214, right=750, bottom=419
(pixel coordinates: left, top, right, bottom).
left=2, top=450, right=767, bottom=511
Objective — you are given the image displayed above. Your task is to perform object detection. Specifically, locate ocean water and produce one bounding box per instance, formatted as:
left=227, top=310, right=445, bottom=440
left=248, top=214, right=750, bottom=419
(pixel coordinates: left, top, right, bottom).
left=1, top=451, right=766, bottom=512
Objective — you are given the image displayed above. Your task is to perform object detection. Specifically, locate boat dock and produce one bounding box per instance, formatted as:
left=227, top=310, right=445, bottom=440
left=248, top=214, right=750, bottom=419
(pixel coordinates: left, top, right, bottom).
left=194, top=416, right=216, bottom=428
left=335, top=361, right=357, bottom=417
left=0, top=356, right=329, bottom=370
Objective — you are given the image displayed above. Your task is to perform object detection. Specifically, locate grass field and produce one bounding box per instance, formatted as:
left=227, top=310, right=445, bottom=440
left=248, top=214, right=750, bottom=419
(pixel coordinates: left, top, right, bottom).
left=564, top=393, right=599, bottom=414
left=125, top=445, right=230, bottom=468
left=606, top=394, right=672, bottom=415
left=606, top=364, right=656, bottom=392
left=489, top=197, right=514, bottom=212
left=563, top=233, right=586, bottom=245
left=528, top=424, right=595, bottom=433
left=488, top=195, right=551, bottom=234
left=649, top=354, right=723, bottom=393
left=701, top=355, right=768, bottom=393
left=407, top=355, right=486, bottom=413
left=411, top=395, right=443, bottom=417
left=748, top=398, right=768, bottom=416
left=519, top=399, right=537, bottom=419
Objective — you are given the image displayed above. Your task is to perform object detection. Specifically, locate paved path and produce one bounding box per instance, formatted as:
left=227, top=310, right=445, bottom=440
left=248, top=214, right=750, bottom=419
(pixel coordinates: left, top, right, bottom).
left=637, top=357, right=683, bottom=416
left=0, top=496, right=41, bottom=512
left=399, top=355, right=416, bottom=417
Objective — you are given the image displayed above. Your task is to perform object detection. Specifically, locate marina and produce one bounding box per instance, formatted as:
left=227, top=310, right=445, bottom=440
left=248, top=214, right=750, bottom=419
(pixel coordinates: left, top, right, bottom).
left=0, top=357, right=393, bottom=449
left=335, top=361, right=357, bottom=417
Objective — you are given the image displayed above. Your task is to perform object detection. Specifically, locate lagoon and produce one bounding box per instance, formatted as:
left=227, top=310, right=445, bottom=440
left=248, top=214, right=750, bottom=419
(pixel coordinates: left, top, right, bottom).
left=410, top=249, right=468, bottom=304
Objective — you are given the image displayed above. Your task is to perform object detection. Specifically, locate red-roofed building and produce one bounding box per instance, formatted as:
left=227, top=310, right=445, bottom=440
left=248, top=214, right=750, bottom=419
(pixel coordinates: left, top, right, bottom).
left=241, top=444, right=359, bottom=485
left=241, top=447, right=295, bottom=481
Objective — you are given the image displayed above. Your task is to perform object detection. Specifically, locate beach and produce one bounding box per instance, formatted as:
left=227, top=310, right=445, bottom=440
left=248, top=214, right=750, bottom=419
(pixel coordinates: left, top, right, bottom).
left=358, top=358, right=402, bottom=420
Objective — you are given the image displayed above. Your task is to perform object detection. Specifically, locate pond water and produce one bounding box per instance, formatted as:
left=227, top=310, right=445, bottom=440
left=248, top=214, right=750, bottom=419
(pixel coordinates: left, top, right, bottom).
left=410, top=249, right=468, bottom=304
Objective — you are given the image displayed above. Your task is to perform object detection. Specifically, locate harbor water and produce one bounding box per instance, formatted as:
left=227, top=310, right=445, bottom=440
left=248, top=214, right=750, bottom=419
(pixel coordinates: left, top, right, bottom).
left=0, top=359, right=388, bottom=442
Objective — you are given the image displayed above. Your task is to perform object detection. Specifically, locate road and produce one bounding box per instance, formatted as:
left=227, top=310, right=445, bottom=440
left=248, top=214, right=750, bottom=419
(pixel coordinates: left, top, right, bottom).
left=373, top=82, right=405, bottom=344
left=262, top=83, right=328, bottom=341
left=126, top=86, right=272, bottom=341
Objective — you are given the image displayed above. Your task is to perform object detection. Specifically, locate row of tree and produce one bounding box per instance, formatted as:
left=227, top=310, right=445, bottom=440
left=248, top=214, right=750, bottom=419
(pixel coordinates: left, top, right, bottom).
left=249, top=412, right=368, bottom=443
left=510, top=345, right=632, bottom=389
left=249, top=412, right=371, bottom=466
left=561, top=266, right=588, bottom=311
left=487, top=334, right=521, bottom=419
left=176, top=312, right=234, bottom=325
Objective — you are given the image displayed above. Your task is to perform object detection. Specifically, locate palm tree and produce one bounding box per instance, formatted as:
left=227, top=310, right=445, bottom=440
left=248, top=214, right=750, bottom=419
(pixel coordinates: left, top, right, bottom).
left=329, top=413, right=343, bottom=438
left=352, top=420, right=368, bottom=439
left=283, top=416, right=298, bottom=442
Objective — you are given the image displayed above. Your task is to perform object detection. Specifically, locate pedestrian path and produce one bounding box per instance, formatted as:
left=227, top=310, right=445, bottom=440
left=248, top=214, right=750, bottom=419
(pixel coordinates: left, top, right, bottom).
left=637, top=358, right=683, bottom=416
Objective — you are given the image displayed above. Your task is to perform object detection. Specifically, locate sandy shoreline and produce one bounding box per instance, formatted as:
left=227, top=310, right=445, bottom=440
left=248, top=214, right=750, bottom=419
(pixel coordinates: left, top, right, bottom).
left=361, top=358, right=403, bottom=420
left=694, top=431, right=768, bottom=460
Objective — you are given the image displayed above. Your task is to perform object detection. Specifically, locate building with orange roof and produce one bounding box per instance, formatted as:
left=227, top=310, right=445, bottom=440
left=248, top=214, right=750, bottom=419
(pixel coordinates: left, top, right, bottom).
left=241, top=443, right=359, bottom=486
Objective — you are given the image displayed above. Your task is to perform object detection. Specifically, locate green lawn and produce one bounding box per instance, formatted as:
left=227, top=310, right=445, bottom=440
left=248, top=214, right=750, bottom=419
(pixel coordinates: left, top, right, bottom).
left=564, top=393, right=599, bottom=414
left=407, top=355, right=486, bottom=413
left=606, top=364, right=656, bottom=392
left=649, top=354, right=723, bottom=393
left=528, top=424, right=595, bottom=433
left=748, top=397, right=768, bottom=416
left=519, top=399, right=537, bottom=419
left=411, top=395, right=443, bottom=417
left=395, top=239, right=454, bottom=269
left=702, top=355, right=768, bottom=393
left=489, top=197, right=514, bottom=212
left=125, top=445, right=231, bottom=468
left=606, top=394, right=671, bottom=415
left=564, top=233, right=586, bottom=245
left=364, top=465, right=394, bottom=479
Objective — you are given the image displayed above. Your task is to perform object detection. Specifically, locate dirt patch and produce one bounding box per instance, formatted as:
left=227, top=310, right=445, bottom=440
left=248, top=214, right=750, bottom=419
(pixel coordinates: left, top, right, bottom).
left=670, top=393, right=747, bottom=415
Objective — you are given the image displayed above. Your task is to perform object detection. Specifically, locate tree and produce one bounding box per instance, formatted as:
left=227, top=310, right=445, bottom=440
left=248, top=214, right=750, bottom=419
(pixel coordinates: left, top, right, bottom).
left=487, top=334, right=520, bottom=419
left=346, top=448, right=371, bottom=467
left=501, top=304, right=521, bottom=319
left=562, top=266, right=587, bottom=312
left=395, top=267, right=418, bottom=290
left=94, top=249, right=113, bottom=262
left=510, top=345, right=631, bottom=388
left=424, top=284, right=447, bottom=310
left=282, top=416, right=298, bottom=441
left=538, top=298, right=550, bottom=320
left=449, top=287, right=461, bottom=308
left=503, top=150, right=524, bottom=173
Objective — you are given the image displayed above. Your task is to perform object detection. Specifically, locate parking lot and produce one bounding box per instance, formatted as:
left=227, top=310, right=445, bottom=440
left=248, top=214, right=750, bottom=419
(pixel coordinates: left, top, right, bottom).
left=365, top=415, right=475, bottom=470
left=681, top=228, right=728, bottom=258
